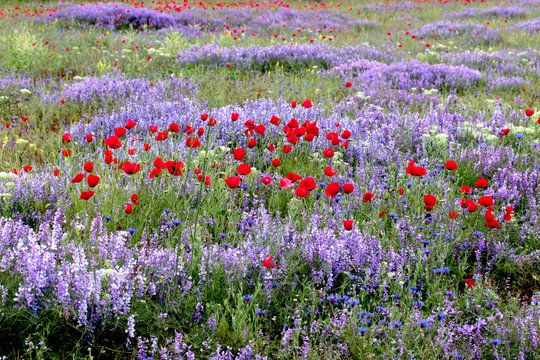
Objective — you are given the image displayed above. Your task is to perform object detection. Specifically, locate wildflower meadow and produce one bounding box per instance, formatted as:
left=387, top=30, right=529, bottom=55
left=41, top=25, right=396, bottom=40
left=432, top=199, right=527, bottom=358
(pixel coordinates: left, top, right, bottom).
left=0, top=0, right=539, bottom=358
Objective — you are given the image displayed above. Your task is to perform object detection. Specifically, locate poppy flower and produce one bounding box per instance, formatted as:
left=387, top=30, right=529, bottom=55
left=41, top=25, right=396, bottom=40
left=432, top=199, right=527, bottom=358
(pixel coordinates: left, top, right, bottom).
left=299, top=177, right=317, bottom=191
left=122, top=162, right=141, bottom=175
left=233, top=148, right=246, bottom=161
left=379, top=211, right=389, bottom=217
left=406, top=160, right=426, bottom=177
left=280, top=178, right=294, bottom=189
left=87, top=174, right=100, bottom=187
left=271, top=159, right=280, bottom=167
left=83, top=162, right=93, bottom=173
left=149, top=168, right=162, bottom=179
left=326, top=182, right=340, bottom=199
left=125, top=118, right=137, bottom=129
left=270, top=115, right=281, bottom=126
left=71, top=173, right=84, bottom=183
left=295, top=186, right=310, bottom=197
left=149, top=126, right=158, bottom=133
left=323, top=149, right=334, bottom=158
left=449, top=211, right=459, bottom=219
left=144, top=144, right=151, bottom=151
left=168, top=123, right=180, bottom=133
left=343, top=183, right=354, bottom=194
left=331, top=135, right=340, bottom=146
left=485, top=211, right=495, bottom=222
left=104, top=136, right=122, bottom=149
left=114, top=127, right=127, bottom=137
left=475, top=178, right=488, bottom=188
left=485, top=219, right=499, bottom=228
left=254, top=124, right=266, bottom=136
left=525, top=109, right=534, bottom=117
left=86, top=134, right=93, bottom=142
left=261, top=255, right=277, bottom=269
left=345, top=82, right=352, bottom=87
left=505, top=206, right=514, bottom=214
left=302, top=99, right=313, bottom=108
left=499, top=129, right=510, bottom=136
left=131, top=194, right=139, bottom=205
left=125, top=203, right=133, bottom=214
left=282, top=145, right=292, bottom=153
left=208, top=118, right=217, bottom=126
left=197, top=128, right=205, bottom=137
left=261, top=177, right=272, bottom=185
left=231, top=113, right=239, bottom=121
left=247, top=138, right=257, bottom=148
left=53, top=170, right=60, bottom=176
left=291, top=101, right=297, bottom=108
left=468, top=201, right=478, bottom=212
left=201, top=113, right=209, bottom=121
left=463, top=278, right=476, bottom=288
left=343, top=220, right=353, bottom=230
left=424, top=194, right=437, bottom=210
left=165, top=161, right=184, bottom=176
left=224, top=176, right=242, bottom=188
left=325, top=166, right=338, bottom=177
left=478, top=196, right=493, bottom=207
left=267, top=143, right=275, bottom=152
left=79, top=191, right=94, bottom=200
left=61, top=149, right=72, bottom=157
left=62, top=133, right=72, bottom=143
left=504, top=213, right=512, bottom=221
left=341, top=130, right=351, bottom=139
left=459, top=186, right=472, bottom=194
left=237, top=164, right=251, bottom=176
left=363, top=192, right=374, bottom=203
left=445, top=161, right=458, bottom=171
left=186, top=137, right=201, bottom=148
left=286, top=172, right=303, bottom=182
left=156, top=132, right=168, bottom=141
left=104, top=156, right=113, bottom=164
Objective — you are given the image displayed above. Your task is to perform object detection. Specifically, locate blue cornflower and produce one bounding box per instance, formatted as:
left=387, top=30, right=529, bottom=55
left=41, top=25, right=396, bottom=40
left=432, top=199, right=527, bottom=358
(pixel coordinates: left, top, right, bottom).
left=391, top=320, right=402, bottom=328
left=242, top=295, right=253, bottom=302
left=222, top=243, right=231, bottom=249
left=127, top=228, right=137, bottom=235
left=489, top=339, right=502, bottom=345
left=358, top=327, right=369, bottom=335
left=406, top=182, right=414, bottom=187
left=172, top=219, right=181, bottom=226
left=445, top=290, right=455, bottom=297
left=164, top=209, right=172, bottom=213
left=347, top=297, right=359, bottom=307
left=104, top=216, right=112, bottom=221
left=255, top=309, right=266, bottom=316
left=418, top=319, right=430, bottom=328
left=410, top=300, right=424, bottom=307
left=437, top=312, right=446, bottom=320
left=515, top=134, right=523, bottom=140
left=327, top=295, right=337, bottom=304
left=219, top=233, right=228, bottom=239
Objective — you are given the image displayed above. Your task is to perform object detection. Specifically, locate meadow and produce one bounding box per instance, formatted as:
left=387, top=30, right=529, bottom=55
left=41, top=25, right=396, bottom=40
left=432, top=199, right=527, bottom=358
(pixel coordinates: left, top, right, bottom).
left=0, top=0, right=539, bottom=358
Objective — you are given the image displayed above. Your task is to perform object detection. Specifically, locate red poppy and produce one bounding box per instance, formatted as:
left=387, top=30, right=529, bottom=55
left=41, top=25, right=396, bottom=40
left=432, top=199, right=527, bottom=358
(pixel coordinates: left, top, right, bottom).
left=463, top=278, right=476, bottom=288
left=475, top=178, right=488, bottom=188
left=302, top=99, right=313, bottom=108
left=424, top=194, right=437, bottom=210
left=299, top=177, right=317, bottom=191
left=122, top=161, right=141, bottom=175
left=485, top=210, right=495, bottom=222
left=154, top=157, right=165, bottom=168
left=201, top=113, right=209, bottom=121
left=485, top=219, right=499, bottom=228
left=326, top=182, right=340, bottom=199
left=131, top=194, right=139, bottom=205
left=363, top=192, right=374, bottom=203
left=86, top=134, right=93, bottom=142
left=406, top=160, right=426, bottom=177
left=330, top=135, right=340, bottom=146
left=125, top=118, right=137, bottom=129
left=149, top=126, right=158, bottom=133
left=114, top=127, right=127, bottom=137
left=186, top=137, right=201, bottom=148
left=231, top=113, right=239, bottom=121
left=504, top=213, right=512, bottom=222
left=104, top=135, right=122, bottom=149
left=282, top=145, right=292, bottom=153
left=468, top=201, right=478, bottom=212
left=445, top=160, right=458, bottom=171
left=459, top=186, right=472, bottom=194
left=247, top=138, right=257, bottom=148
left=149, top=168, right=162, bottom=179
left=505, top=206, right=514, bottom=214
left=71, top=173, right=84, bottom=183
left=156, top=132, right=168, bottom=141
left=83, top=162, right=93, bottom=173
left=343, top=183, right=354, bottom=194
left=208, top=118, right=217, bottom=126
left=125, top=203, right=133, bottom=214
left=291, top=101, right=297, bottom=108
left=261, top=176, right=272, bottom=185
left=343, top=220, right=353, bottom=230
left=197, top=128, right=205, bottom=137
left=254, top=124, right=265, bottom=136
left=237, top=164, right=251, bottom=176
left=62, top=133, right=72, bottom=143
left=79, top=191, right=94, bottom=200
left=272, top=159, right=280, bottom=167
left=165, top=161, right=184, bottom=176
left=478, top=196, right=493, bottom=207
left=295, top=186, right=310, bottom=197
left=341, top=130, right=351, bottom=139
left=286, top=172, right=303, bottom=182
left=87, top=174, right=100, bottom=187
left=233, top=148, right=246, bottom=161
left=345, top=82, right=352, bottom=87
left=144, top=144, right=151, bottom=151
left=499, top=129, right=510, bottom=137
left=449, top=211, right=459, bottom=219
left=325, top=166, right=338, bottom=177
left=261, top=255, right=277, bottom=269
left=224, top=176, right=242, bottom=188
left=287, top=118, right=299, bottom=129
left=270, top=116, right=281, bottom=126
left=61, top=149, right=72, bottom=157
left=53, top=170, right=60, bottom=176
left=323, top=149, right=334, bottom=158
left=379, top=211, right=389, bottom=217
left=267, top=143, right=275, bottom=152
left=168, top=123, right=180, bottom=133
left=525, top=109, right=534, bottom=117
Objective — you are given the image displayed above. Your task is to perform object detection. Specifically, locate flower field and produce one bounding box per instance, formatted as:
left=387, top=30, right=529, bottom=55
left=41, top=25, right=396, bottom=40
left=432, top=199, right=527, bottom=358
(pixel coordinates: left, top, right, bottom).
left=0, top=0, right=539, bottom=358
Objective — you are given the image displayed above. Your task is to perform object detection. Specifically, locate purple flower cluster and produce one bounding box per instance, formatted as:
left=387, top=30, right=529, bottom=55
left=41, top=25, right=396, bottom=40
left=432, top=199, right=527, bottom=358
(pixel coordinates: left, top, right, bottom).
left=451, top=6, right=527, bottom=19
left=415, top=21, right=501, bottom=44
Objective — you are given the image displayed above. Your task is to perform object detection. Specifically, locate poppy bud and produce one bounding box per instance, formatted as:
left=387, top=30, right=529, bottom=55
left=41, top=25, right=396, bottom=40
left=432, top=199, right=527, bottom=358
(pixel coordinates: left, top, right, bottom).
left=343, top=220, right=353, bottom=231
